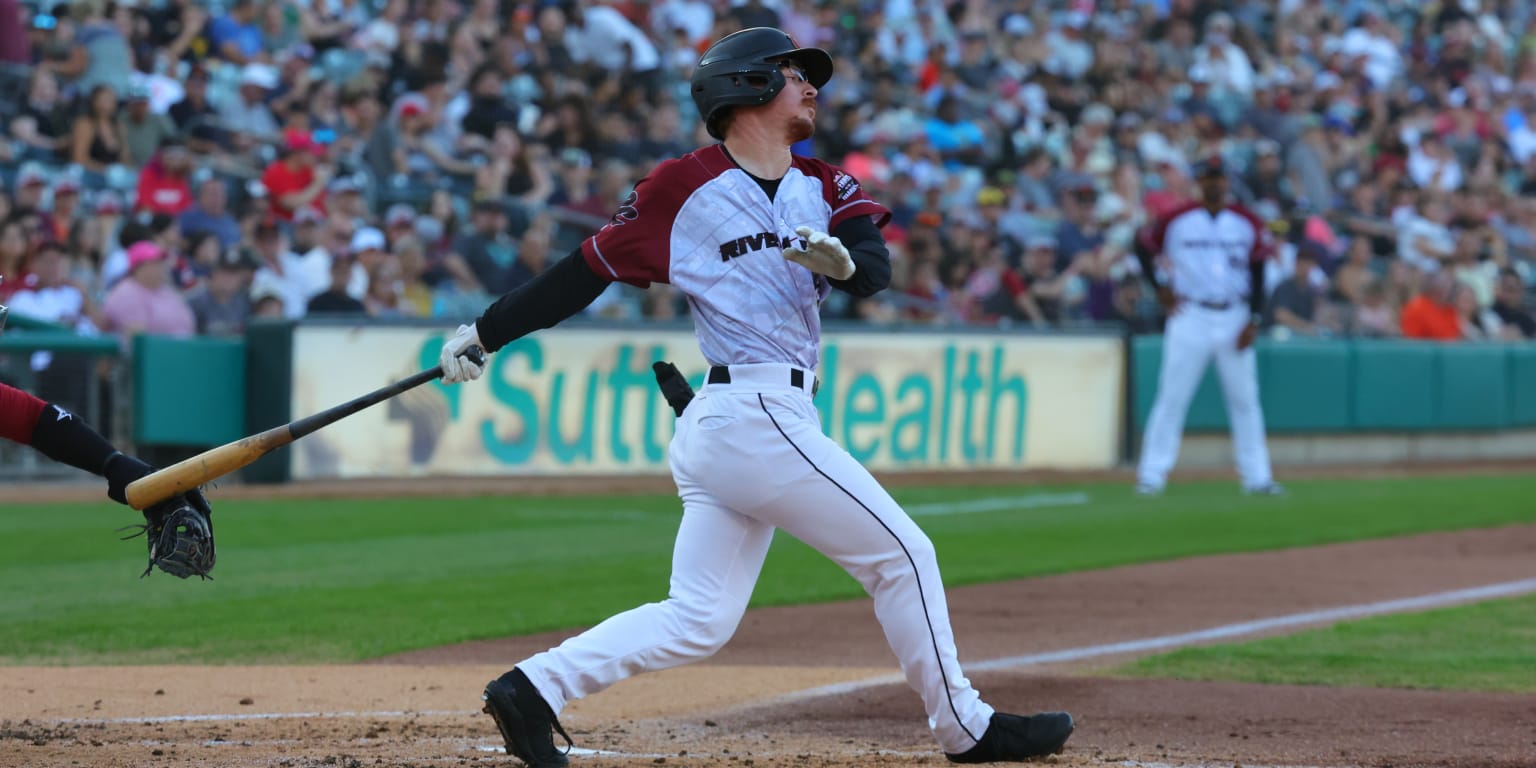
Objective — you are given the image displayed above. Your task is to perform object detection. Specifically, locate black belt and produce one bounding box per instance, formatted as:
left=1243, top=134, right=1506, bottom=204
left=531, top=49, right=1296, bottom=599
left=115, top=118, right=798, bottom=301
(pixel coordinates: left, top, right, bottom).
left=1194, top=299, right=1233, bottom=310
left=708, top=365, right=819, bottom=395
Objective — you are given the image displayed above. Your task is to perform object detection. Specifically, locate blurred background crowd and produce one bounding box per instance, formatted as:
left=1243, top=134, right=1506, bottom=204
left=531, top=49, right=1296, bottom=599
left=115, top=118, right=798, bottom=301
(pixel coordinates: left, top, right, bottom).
left=1, top=0, right=1535, bottom=355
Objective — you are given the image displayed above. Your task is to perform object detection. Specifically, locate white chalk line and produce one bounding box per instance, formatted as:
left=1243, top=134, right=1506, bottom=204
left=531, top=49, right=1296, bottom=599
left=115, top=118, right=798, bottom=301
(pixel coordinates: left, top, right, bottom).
left=907, top=492, right=1090, bottom=516
left=51, top=709, right=477, bottom=724
left=751, top=576, right=1536, bottom=706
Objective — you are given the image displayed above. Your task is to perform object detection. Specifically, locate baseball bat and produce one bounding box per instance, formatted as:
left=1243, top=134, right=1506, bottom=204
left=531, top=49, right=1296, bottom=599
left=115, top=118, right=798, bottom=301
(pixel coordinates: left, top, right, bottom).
left=124, top=346, right=486, bottom=510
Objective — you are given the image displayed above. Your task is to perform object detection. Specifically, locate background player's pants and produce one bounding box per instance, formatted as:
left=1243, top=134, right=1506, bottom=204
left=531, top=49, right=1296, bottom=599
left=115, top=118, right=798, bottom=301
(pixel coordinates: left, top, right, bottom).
left=516, top=364, right=996, bottom=754
left=1137, top=304, right=1274, bottom=489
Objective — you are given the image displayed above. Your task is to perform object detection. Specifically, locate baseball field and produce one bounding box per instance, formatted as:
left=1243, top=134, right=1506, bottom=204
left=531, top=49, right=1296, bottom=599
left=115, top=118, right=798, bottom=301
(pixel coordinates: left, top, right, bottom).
left=2, top=468, right=1534, bottom=768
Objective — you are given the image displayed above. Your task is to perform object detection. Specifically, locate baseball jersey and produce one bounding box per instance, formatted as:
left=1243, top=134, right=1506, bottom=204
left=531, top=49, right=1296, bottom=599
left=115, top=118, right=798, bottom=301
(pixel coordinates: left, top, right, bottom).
left=1141, top=201, right=1272, bottom=305
left=581, top=144, right=891, bottom=370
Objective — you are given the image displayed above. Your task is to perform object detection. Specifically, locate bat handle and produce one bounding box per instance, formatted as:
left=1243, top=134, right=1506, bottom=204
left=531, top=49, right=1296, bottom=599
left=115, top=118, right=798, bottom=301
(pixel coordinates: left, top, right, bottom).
left=462, top=345, right=487, bottom=368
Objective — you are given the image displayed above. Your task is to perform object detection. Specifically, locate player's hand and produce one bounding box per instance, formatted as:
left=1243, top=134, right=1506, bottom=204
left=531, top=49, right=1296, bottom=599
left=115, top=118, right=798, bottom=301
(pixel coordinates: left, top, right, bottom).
left=785, top=226, right=855, bottom=280
left=103, top=451, right=153, bottom=506
left=1236, top=322, right=1258, bottom=351
left=1156, top=286, right=1180, bottom=313
left=439, top=324, right=486, bottom=384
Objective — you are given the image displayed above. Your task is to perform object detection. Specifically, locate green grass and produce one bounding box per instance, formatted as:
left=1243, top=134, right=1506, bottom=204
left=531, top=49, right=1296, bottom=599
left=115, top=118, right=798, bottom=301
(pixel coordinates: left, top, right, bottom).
left=0, top=474, right=1532, bottom=664
left=1114, top=594, right=1536, bottom=693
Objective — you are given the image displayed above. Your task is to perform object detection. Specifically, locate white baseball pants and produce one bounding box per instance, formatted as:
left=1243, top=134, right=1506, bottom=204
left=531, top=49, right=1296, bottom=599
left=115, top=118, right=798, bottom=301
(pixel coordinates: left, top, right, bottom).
left=516, top=363, right=995, bottom=753
left=1137, top=304, right=1275, bottom=489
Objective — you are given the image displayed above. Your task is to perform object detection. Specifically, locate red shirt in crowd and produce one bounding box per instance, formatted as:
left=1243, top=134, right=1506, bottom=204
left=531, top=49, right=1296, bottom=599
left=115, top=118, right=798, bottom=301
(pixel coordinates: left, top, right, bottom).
left=260, top=160, right=325, bottom=222
left=1400, top=295, right=1462, bottom=340
left=135, top=161, right=194, bottom=215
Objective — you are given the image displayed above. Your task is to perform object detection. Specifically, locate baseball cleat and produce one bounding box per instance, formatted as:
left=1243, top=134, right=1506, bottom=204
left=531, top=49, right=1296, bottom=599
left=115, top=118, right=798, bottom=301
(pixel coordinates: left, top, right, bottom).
left=945, top=711, right=1074, bottom=763
left=1243, top=483, right=1286, bottom=496
left=482, top=667, right=572, bottom=768
left=1134, top=483, right=1163, bottom=496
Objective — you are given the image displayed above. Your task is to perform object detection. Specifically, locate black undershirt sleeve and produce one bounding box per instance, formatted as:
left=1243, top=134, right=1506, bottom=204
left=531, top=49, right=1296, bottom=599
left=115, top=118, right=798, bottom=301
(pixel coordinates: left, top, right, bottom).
left=1134, top=237, right=1163, bottom=293
left=28, top=403, right=121, bottom=476
left=1248, top=258, right=1266, bottom=319
left=826, top=215, right=891, bottom=298
left=474, top=249, right=614, bottom=353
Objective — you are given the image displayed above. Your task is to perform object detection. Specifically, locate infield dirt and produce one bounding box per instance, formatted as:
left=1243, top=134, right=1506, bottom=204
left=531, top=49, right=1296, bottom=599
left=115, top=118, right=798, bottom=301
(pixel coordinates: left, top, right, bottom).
left=3, top=522, right=1533, bottom=768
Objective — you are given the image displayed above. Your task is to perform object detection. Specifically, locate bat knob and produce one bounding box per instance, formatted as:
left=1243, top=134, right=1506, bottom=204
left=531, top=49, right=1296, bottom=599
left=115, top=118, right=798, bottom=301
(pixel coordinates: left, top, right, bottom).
left=464, top=345, right=487, bottom=368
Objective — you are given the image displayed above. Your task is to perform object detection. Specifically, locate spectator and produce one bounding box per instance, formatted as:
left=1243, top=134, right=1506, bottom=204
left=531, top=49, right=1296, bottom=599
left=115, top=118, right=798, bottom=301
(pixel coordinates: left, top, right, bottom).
left=209, top=0, right=265, bottom=65
left=1265, top=244, right=1324, bottom=335
left=1452, top=282, right=1505, bottom=340
left=46, top=0, right=132, bottom=97
left=100, top=241, right=195, bottom=353
left=135, top=139, right=196, bottom=216
left=261, top=130, right=330, bottom=223
left=118, top=87, right=177, bottom=168
left=249, top=220, right=320, bottom=320
left=1397, top=195, right=1456, bottom=274
left=6, top=240, right=95, bottom=332
left=1351, top=280, right=1401, bottom=338
left=167, top=67, right=222, bottom=152
left=453, top=199, right=517, bottom=295
left=178, top=178, right=242, bottom=249
left=306, top=251, right=367, bottom=315
left=221, top=64, right=282, bottom=148
left=1400, top=272, right=1463, bottom=340
left=44, top=175, right=81, bottom=245
left=345, top=227, right=387, bottom=300
left=1491, top=269, right=1536, bottom=339
left=186, top=247, right=257, bottom=336
left=10, top=68, right=69, bottom=161
left=69, top=85, right=126, bottom=174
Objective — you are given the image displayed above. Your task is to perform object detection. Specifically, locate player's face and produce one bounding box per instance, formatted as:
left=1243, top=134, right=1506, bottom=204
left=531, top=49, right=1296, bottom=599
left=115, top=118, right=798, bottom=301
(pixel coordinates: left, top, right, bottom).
left=770, top=63, right=818, bottom=144
left=1197, top=172, right=1227, bottom=201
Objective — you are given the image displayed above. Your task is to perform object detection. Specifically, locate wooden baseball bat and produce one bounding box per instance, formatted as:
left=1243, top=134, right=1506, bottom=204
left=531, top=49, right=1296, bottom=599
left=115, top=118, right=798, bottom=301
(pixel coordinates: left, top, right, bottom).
left=124, top=346, right=486, bottom=510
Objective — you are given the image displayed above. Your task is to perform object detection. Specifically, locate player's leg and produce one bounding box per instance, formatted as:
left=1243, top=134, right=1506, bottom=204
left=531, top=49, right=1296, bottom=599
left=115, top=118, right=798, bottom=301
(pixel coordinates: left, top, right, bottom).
left=1136, top=309, right=1216, bottom=491
left=1212, top=319, right=1276, bottom=491
left=513, top=497, right=773, bottom=715
left=707, top=391, right=1069, bottom=758
left=485, top=495, right=773, bottom=766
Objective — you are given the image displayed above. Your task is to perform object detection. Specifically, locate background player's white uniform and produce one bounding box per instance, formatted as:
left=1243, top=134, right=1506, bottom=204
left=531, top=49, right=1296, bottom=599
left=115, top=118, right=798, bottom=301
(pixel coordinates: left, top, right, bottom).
left=517, top=144, right=996, bottom=752
left=1136, top=201, right=1278, bottom=493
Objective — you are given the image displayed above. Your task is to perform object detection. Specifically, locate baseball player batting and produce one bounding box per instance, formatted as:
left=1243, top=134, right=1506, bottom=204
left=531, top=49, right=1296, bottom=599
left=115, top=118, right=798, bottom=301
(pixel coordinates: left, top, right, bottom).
left=1133, top=156, right=1283, bottom=496
left=435, top=27, right=1074, bottom=767
left=0, top=297, right=215, bottom=578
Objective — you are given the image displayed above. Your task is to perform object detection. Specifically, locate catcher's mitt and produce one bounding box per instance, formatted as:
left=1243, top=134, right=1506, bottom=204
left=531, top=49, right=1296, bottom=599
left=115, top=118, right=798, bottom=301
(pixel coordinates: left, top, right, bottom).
left=119, top=490, right=216, bottom=580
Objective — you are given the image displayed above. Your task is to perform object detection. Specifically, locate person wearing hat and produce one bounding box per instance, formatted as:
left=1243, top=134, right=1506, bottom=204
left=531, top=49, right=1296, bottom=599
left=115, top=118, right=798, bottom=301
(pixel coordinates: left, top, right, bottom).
left=306, top=249, right=368, bottom=316
left=452, top=197, right=518, bottom=294
left=219, top=63, right=282, bottom=146
left=1132, top=154, right=1283, bottom=497
left=260, top=129, right=332, bottom=222
left=118, top=86, right=176, bottom=167
left=45, top=174, right=82, bottom=243
left=134, top=138, right=196, bottom=216
left=185, top=247, right=257, bottom=335
left=167, top=66, right=223, bottom=153
left=100, top=241, right=195, bottom=354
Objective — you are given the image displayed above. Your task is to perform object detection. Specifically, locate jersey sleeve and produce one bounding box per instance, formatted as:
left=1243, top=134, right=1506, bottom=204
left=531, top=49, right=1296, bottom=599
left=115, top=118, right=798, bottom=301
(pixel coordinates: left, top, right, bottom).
left=0, top=382, right=46, bottom=446
left=580, top=158, right=688, bottom=288
left=798, top=157, right=892, bottom=231
left=1232, top=205, right=1276, bottom=263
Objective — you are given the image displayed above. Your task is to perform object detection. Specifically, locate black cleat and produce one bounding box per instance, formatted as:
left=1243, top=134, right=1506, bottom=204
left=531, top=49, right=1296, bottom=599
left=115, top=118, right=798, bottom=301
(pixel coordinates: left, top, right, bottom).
left=482, top=667, right=573, bottom=767
left=945, top=711, right=1075, bottom=763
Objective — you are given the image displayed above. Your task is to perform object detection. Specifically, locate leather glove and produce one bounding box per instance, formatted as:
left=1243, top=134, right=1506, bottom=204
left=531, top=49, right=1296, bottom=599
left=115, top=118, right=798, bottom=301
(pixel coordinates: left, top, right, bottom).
left=785, top=226, right=855, bottom=280
left=440, top=323, right=486, bottom=384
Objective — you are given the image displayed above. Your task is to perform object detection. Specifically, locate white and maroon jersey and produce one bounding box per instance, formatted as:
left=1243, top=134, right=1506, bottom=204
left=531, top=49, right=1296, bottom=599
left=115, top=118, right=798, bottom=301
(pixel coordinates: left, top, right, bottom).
left=580, top=144, right=891, bottom=369
left=1140, top=201, right=1272, bottom=306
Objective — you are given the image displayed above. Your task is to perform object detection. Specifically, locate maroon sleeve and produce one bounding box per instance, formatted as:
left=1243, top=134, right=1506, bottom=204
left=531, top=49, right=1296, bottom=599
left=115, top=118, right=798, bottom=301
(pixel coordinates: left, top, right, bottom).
left=0, top=382, right=46, bottom=446
left=1230, top=204, right=1276, bottom=263
left=796, top=157, right=892, bottom=231
left=580, top=157, right=691, bottom=288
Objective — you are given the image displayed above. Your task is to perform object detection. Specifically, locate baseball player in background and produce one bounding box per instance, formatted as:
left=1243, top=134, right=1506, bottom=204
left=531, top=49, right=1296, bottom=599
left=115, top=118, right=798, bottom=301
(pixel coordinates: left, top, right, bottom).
left=436, top=27, right=1074, bottom=767
left=1133, top=157, right=1283, bottom=496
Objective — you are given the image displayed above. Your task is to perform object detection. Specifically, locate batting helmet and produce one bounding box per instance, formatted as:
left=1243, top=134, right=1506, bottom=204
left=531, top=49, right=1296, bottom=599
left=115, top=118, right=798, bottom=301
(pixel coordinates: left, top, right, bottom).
left=691, top=27, right=833, bottom=140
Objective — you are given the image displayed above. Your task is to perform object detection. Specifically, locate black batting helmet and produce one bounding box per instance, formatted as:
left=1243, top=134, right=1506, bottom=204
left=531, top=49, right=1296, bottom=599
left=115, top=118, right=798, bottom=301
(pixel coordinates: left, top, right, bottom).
left=690, top=27, right=833, bottom=140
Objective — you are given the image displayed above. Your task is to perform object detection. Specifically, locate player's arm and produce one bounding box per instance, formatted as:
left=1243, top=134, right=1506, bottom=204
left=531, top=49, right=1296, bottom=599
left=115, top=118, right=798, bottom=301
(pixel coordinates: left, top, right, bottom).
left=826, top=215, right=891, bottom=297
left=0, top=382, right=153, bottom=504
left=459, top=247, right=612, bottom=349
left=1247, top=257, right=1266, bottom=322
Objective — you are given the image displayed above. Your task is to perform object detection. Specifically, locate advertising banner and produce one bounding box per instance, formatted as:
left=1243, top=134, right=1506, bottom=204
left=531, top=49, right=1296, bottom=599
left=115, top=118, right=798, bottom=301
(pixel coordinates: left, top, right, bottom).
left=288, top=326, right=1123, bottom=478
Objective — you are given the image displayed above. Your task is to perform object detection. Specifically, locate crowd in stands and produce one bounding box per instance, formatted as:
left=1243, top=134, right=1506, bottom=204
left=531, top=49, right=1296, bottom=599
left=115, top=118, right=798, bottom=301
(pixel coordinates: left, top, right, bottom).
left=0, top=0, right=1535, bottom=358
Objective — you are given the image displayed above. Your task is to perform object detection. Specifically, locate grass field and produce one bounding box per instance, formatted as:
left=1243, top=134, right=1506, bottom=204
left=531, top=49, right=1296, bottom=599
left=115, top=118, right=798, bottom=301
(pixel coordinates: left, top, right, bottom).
left=1, top=474, right=1533, bottom=665
left=1116, top=593, right=1536, bottom=693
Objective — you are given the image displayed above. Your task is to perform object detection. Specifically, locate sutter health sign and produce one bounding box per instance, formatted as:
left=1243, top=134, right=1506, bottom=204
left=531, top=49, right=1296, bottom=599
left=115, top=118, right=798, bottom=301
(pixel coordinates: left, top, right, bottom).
left=289, top=327, right=1123, bottom=478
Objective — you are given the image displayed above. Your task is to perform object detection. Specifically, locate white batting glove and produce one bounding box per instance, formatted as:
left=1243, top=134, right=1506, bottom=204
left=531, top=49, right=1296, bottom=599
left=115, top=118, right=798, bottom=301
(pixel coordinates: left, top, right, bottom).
left=439, top=323, right=485, bottom=384
left=785, top=226, right=855, bottom=280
